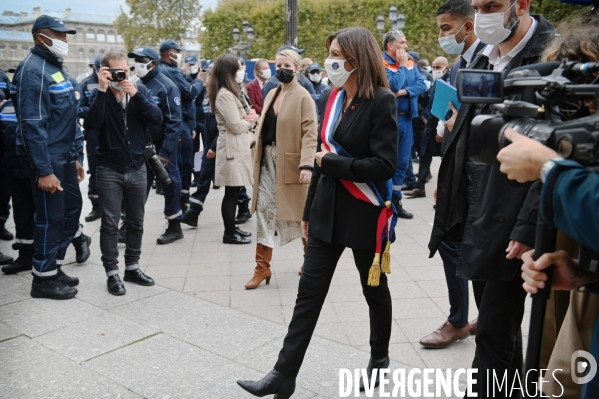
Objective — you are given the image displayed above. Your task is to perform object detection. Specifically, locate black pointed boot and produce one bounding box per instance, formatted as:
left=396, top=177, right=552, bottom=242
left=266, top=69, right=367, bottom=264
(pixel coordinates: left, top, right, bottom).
left=2, top=255, right=33, bottom=274
left=237, top=369, right=296, bottom=399
left=157, top=220, right=184, bottom=245
left=359, top=356, right=390, bottom=391
left=392, top=194, right=413, bottom=219
left=182, top=210, right=199, bottom=227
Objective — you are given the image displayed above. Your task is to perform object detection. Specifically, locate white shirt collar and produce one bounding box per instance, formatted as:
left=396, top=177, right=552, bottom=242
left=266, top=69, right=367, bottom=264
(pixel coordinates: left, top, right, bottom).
left=461, top=38, right=481, bottom=66
left=257, top=79, right=264, bottom=89
left=483, top=17, right=537, bottom=72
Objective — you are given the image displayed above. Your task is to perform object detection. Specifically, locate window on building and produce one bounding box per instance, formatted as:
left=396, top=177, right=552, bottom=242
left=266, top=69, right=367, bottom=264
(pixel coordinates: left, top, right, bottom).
left=10, top=48, right=16, bottom=58
left=97, top=30, right=105, bottom=42
left=79, top=49, right=84, bottom=60
left=86, top=29, right=95, bottom=41
left=0, top=48, right=4, bottom=59
left=89, top=49, right=95, bottom=60
left=107, top=31, right=116, bottom=43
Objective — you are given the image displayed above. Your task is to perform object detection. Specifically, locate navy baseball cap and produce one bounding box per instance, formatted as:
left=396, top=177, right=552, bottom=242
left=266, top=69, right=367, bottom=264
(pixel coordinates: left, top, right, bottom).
left=88, top=54, right=102, bottom=69
left=185, top=55, right=198, bottom=64
left=128, top=46, right=160, bottom=62
left=32, top=15, right=76, bottom=34
left=277, top=45, right=305, bottom=55
left=307, top=63, right=322, bottom=73
left=159, top=40, right=184, bottom=52
left=407, top=51, right=420, bottom=61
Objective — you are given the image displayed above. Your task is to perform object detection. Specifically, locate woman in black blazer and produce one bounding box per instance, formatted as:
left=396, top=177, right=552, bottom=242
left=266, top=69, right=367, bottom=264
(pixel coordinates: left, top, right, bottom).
left=237, top=26, right=398, bottom=398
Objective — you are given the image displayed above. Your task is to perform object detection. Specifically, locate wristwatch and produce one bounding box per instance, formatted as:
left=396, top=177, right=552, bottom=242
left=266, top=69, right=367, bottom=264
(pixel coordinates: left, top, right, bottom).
left=540, top=157, right=564, bottom=183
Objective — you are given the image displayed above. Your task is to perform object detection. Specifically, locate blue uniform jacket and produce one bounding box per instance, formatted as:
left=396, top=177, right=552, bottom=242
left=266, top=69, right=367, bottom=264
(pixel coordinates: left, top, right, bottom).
left=66, top=73, right=84, bottom=162
left=0, top=99, right=18, bottom=172
left=158, top=60, right=203, bottom=130
left=383, top=52, right=426, bottom=119
left=0, top=70, right=11, bottom=100
left=139, top=67, right=183, bottom=159
left=12, top=46, right=79, bottom=176
left=79, top=72, right=99, bottom=129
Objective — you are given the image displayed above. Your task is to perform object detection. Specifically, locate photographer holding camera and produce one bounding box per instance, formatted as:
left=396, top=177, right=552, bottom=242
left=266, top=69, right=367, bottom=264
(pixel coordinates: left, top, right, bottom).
left=87, top=51, right=162, bottom=296
left=428, top=0, right=555, bottom=396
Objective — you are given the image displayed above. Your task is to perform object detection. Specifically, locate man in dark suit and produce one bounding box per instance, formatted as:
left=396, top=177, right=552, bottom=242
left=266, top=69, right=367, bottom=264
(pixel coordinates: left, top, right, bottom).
left=428, top=0, right=555, bottom=395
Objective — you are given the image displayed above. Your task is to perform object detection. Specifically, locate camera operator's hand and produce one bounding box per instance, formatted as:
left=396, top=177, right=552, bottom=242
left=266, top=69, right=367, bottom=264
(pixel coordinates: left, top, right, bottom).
left=198, top=70, right=208, bottom=82
left=206, top=149, right=216, bottom=159
left=75, top=160, right=85, bottom=183
left=497, top=128, right=559, bottom=183
left=443, top=102, right=458, bottom=133
left=506, top=240, right=532, bottom=260
left=38, top=174, right=63, bottom=194
left=520, top=249, right=599, bottom=294
left=158, top=156, right=169, bottom=167
left=119, top=80, right=138, bottom=97
left=97, top=67, right=112, bottom=92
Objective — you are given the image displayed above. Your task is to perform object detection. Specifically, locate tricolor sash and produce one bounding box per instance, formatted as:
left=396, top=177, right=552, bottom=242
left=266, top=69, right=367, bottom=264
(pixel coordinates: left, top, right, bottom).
left=320, top=88, right=398, bottom=286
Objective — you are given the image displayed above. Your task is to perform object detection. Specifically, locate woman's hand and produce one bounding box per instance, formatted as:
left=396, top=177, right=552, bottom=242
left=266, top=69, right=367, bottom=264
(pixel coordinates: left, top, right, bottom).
left=315, top=148, right=329, bottom=167
left=244, top=112, right=259, bottom=123
left=207, top=149, right=216, bottom=159
left=301, top=221, right=309, bottom=239
left=299, top=169, right=312, bottom=184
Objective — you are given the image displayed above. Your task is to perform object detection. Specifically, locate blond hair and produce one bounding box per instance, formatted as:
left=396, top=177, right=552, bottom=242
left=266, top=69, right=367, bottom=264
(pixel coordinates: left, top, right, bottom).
left=277, top=49, right=302, bottom=68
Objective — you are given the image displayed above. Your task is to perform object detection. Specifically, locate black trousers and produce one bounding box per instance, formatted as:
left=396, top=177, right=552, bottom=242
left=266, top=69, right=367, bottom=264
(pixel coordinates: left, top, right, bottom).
left=274, top=236, right=392, bottom=377
left=414, top=152, right=433, bottom=191
left=85, top=129, right=99, bottom=208
left=439, top=241, right=469, bottom=329
left=469, top=276, right=527, bottom=398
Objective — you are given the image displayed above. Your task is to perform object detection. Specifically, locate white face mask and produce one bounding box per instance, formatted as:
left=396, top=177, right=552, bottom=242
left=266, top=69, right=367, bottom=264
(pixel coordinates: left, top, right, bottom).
left=39, top=33, right=68, bottom=58
left=474, top=1, right=519, bottom=46
left=169, top=52, right=182, bottom=67
left=235, top=69, right=245, bottom=84
left=425, top=66, right=432, bottom=73
left=324, top=58, right=355, bottom=87
left=439, top=22, right=468, bottom=55
left=309, top=72, right=321, bottom=83
left=259, top=68, right=271, bottom=79
left=135, top=61, right=153, bottom=78
left=110, top=81, right=124, bottom=91
left=433, top=69, right=446, bottom=80
left=190, top=65, right=198, bottom=74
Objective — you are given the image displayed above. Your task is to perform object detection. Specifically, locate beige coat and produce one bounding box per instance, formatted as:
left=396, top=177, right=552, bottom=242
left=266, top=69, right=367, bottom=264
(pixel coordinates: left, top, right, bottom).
left=214, top=88, right=253, bottom=187
left=250, top=81, right=317, bottom=221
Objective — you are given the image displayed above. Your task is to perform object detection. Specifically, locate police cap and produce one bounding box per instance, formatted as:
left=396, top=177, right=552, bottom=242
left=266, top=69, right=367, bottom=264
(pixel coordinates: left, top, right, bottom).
left=185, top=55, right=198, bottom=64
left=32, top=15, right=76, bottom=34
left=159, top=40, right=185, bottom=52
left=128, top=46, right=160, bottom=62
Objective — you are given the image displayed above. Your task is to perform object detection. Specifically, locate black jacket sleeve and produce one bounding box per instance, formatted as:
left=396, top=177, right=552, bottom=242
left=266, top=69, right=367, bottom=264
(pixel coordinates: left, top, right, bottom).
left=131, top=85, right=163, bottom=126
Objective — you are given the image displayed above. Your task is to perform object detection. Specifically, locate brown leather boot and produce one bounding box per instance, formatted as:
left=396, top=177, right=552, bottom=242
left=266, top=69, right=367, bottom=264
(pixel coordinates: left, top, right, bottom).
left=419, top=320, right=470, bottom=349
left=245, top=243, right=273, bottom=289
left=298, top=237, right=307, bottom=275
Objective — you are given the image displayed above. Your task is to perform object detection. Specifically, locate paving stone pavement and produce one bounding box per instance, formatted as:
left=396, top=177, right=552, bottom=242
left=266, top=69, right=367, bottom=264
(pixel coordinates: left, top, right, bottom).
left=0, top=158, right=531, bottom=398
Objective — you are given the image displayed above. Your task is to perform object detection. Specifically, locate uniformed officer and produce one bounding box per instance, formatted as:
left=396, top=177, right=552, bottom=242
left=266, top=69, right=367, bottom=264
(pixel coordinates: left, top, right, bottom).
left=128, top=46, right=185, bottom=244
left=184, top=55, right=207, bottom=186
left=305, top=63, right=326, bottom=120
left=79, top=54, right=102, bottom=222
left=158, top=40, right=203, bottom=212
left=12, top=15, right=83, bottom=299
left=0, top=68, right=14, bottom=242
left=0, top=90, right=16, bottom=267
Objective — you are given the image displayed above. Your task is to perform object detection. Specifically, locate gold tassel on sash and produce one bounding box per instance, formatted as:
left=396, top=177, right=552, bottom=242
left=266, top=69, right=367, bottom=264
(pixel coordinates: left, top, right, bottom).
left=381, top=241, right=391, bottom=274
left=367, top=253, right=381, bottom=287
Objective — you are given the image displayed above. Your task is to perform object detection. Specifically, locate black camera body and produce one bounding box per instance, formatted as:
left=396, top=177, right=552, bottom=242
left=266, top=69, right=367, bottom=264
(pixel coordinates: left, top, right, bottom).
left=144, top=144, right=172, bottom=186
left=457, top=61, right=599, bottom=168
left=108, top=69, right=126, bottom=82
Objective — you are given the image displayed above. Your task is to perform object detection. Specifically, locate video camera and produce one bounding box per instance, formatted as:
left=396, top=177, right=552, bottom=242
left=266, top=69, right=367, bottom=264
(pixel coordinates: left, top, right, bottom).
left=456, top=60, right=599, bottom=168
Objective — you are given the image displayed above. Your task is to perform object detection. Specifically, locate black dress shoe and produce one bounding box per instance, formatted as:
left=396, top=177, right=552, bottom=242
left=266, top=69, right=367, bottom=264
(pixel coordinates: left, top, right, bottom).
left=0, top=252, right=14, bottom=266
left=2, top=255, right=32, bottom=274
left=107, top=275, right=126, bottom=296
left=235, top=210, right=252, bottom=224
left=237, top=369, right=296, bottom=399
left=56, top=267, right=79, bottom=287
left=235, top=226, right=251, bottom=237
left=0, top=226, right=14, bottom=241
left=181, top=210, right=199, bottom=227
left=392, top=196, right=414, bottom=219
left=223, top=233, right=251, bottom=244
left=124, top=269, right=155, bottom=286
left=405, top=188, right=426, bottom=198
left=72, top=234, right=92, bottom=264
left=31, top=277, right=78, bottom=300
left=359, top=356, right=390, bottom=391
left=400, top=183, right=415, bottom=191
left=84, top=207, right=101, bottom=222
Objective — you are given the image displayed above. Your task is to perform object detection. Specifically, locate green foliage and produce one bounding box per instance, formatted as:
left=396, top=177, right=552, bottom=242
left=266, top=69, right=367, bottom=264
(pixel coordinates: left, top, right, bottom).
left=115, top=0, right=202, bottom=52
left=200, top=0, right=589, bottom=62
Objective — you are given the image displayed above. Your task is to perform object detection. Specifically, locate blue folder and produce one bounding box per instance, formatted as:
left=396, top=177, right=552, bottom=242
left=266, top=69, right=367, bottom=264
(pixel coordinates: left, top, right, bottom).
left=431, top=79, right=461, bottom=122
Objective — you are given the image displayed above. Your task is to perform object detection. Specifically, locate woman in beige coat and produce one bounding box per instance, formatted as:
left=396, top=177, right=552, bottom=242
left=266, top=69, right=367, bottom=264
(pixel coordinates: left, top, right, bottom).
left=244, top=49, right=317, bottom=289
left=210, top=54, right=259, bottom=244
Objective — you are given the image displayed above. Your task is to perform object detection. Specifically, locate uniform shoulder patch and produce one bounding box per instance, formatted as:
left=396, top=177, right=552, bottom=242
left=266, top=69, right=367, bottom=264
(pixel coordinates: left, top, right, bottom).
left=174, top=97, right=181, bottom=106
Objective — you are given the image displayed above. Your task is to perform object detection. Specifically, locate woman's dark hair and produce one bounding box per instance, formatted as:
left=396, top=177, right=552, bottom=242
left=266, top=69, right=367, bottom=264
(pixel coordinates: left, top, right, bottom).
left=325, top=26, right=389, bottom=99
left=208, top=54, right=240, bottom=110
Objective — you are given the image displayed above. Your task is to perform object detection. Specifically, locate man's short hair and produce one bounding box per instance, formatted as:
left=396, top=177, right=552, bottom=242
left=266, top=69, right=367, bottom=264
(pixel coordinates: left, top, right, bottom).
left=254, top=58, right=268, bottom=73
left=383, top=30, right=405, bottom=52
left=436, top=0, right=476, bottom=19
left=101, top=51, right=127, bottom=68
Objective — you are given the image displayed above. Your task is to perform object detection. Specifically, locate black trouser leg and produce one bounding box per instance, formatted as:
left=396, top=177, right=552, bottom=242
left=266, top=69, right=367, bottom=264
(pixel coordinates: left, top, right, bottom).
left=221, top=186, right=241, bottom=236
left=439, top=241, right=469, bottom=328
left=415, top=152, right=433, bottom=191
left=274, top=236, right=392, bottom=377
left=469, top=277, right=527, bottom=398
